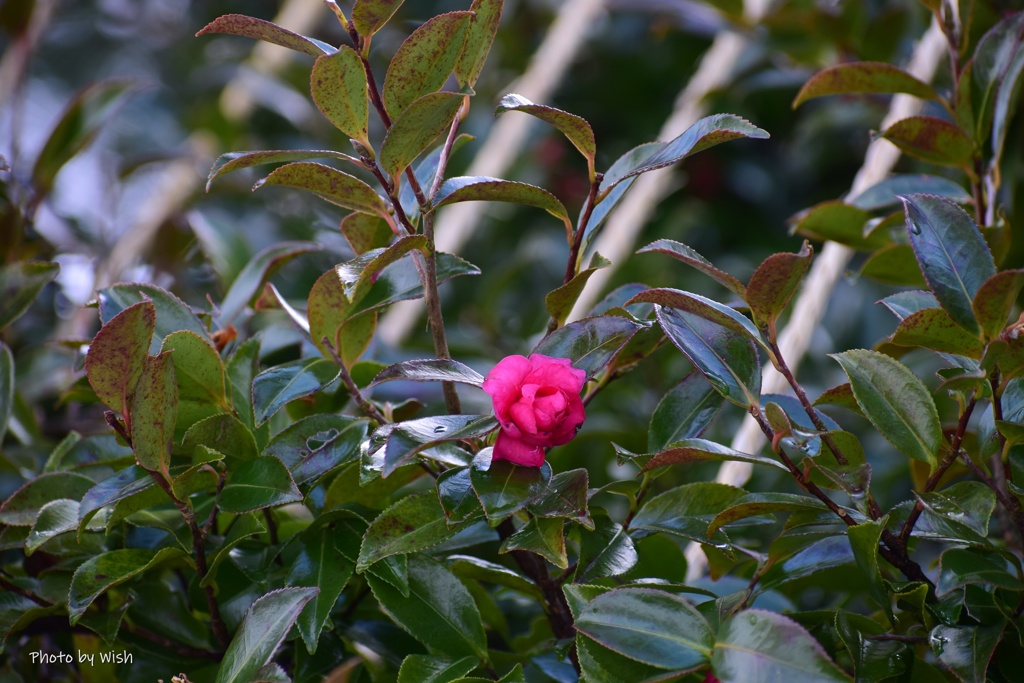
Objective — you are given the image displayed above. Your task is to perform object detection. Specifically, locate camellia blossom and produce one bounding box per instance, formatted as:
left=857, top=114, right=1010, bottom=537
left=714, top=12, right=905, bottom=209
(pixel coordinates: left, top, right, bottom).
left=481, top=353, right=587, bottom=467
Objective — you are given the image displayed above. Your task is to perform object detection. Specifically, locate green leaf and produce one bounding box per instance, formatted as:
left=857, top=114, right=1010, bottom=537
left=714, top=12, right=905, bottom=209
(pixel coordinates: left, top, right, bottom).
left=129, top=351, right=177, bottom=476
left=352, top=0, right=404, bottom=38
left=639, top=438, right=788, bottom=473
left=399, top=133, right=475, bottom=219
left=746, top=242, right=813, bottom=332
left=85, top=300, right=155, bottom=415
left=636, top=240, right=746, bottom=298
left=500, top=516, right=567, bottom=568
left=76, top=466, right=152, bottom=532
left=218, top=241, right=322, bottom=326
left=630, top=482, right=746, bottom=547
left=831, top=349, right=941, bottom=468
left=437, top=467, right=481, bottom=523
left=611, top=114, right=769, bottom=187
left=453, top=0, right=502, bottom=88
left=656, top=306, right=761, bottom=408
left=974, top=12, right=1024, bottom=168
left=215, top=587, right=319, bottom=683
left=382, top=11, right=472, bottom=119
left=31, top=81, right=136, bottom=195
left=0, top=344, right=11, bottom=445
left=206, top=149, right=363, bottom=191
left=879, top=116, right=975, bottom=168
left=288, top=525, right=354, bottom=654
left=648, top=372, right=726, bottom=451
left=576, top=632, right=670, bottom=683
left=226, top=338, right=264, bottom=439
left=202, top=514, right=266, bottom=587
left=161, top=330, right=228, bottom=409
left=355, top=251, right=480, bottom=315
left=847, top=519, right=893, bottom=621
left=218, top=456, right=302, bottom=513
left=713, top=609, right=853, bottom=682
left=929, top=624, right=1003, bottom=683
left=311, top=46, right=370, bottom=148
left=255, top=162, right=394, bottom=225
left=470, top=451, right=551, bottom=526
left=580, top=142, right=663, bottom=255
left=433, top=176, right=570, bottom=227
left=889, top=308, right=984, bottom=358
left=628, top=288, right=763, bottom=347
left=26, top=499, right=99, bottom=555
left=575, top=587, right=713, bottom=670
left=252, top=358, right=340, bottom=426
left=370, top=359, right=484, bottom=388
left=381, top=414, right=493, bottom=476
left=527, top=468, right=590, bottom=527
left=182, top=413, right=258, bottom=463
left=790, top=201, right=882, bottom=251
left=340, top=212, right=395, bottom=255
left=545, top=253, right=611, bottom=326
left=69, top=547, right=187, bottom=624
left=834, top=611, right=911, bottom=683
left=915, top=482, right=997, bottom=545
left=792, top=61, right=937, bottom=108
left=380, top=92, right=465, bottom=180
left=398, top=655, right=479, bottom=683
left=973, top=269, right=1024, bottom=341
left=98, top=282, right=212, bottom=350
left=367, top=554, right=487, bottom=660
left=903, top=193, right=995, bottom=336
left=532, top=315, right=642, bottom=379
left=707, top=492, right=828, bottom=536
left=196, top=14, right=335, bottom=57
left=358, top=490, right=467, bottom=570
left=263, top=414, right=366, bottom=485
left=448, top=555, right=538, bottom=597
left=936, top=548, right=1021, bottom=597
left=848, top=174, right=971, bottom=211
left=0, top=261, right=59, bottom=331
left=1, top=593, right=62, bottom=654
left=858, top=244, right=926, bottom=287
left=308, top=267, right=369, bottom=367
left=575, top=511, right=638, bottom=582
left=496, top=93, right=597, bottom=177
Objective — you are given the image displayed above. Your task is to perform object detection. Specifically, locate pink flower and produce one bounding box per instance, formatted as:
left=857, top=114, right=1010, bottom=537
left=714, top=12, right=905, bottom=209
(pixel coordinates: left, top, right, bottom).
left=482, top=354, right=587, bottom=467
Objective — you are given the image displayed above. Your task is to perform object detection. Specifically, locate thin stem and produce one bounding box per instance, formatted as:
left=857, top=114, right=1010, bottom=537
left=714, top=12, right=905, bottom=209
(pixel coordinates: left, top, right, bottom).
left=866, top=634, right=929, bottom=644
left=322, top=336, right=389, bottom=425
left=421, top=210, right=462, bottom=414
left=961, top=453, right=1024, bottom=548
left=898, top=398, right=978, bottom=547
left=548, top=173, right=603, bottom=334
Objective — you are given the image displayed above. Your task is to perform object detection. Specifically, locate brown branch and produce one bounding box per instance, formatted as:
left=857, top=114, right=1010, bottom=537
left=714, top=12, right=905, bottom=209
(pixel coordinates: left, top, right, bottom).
left=322, top=336, right=389, bottom=425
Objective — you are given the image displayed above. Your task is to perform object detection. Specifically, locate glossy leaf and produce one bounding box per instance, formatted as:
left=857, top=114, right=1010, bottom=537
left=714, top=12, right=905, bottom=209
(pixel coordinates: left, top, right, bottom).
left=382, top=11, right=472, bottom=119
left=182, top=413, right=258, bottom=463
left=629, top=288, right=763, bottom=346
left=656, top=306, right=761, bottom=408
left=69, top=547, right=187, bottom=623
left=581, top=142, right=663, bottom=255
left=207, top=149, right=363, bottom=191
left=31, top=81, right=136, bottom=194
left=790, top=201, right=881, bottom=251
left=793, top=61, right=936, bottom=108
left=437, top=467, right=481, bottom=523
left=936, top=547, right=1020, bottom=596
left=196, top=14, right=334, bottom=57
left=576, top=588, right=713, bottom=670
left=575, top=512, right=638, bottom=582
left=636, top=239, right=746, bottom=298
left=219, top=241, right=322, bottom=326
left=496, top=94, right=596, bottom=177
left=847, top=519, right=892, bottom=620
left=226, top=338, right=263, bottom=439
left=161, top=330, right=228, bottom=408
left=218, top=456, right=302, bottom=513
left=308, top=267, right=367, bottom=366
left=0, top=261, right=60, bottom=331
left=263, top=414, right=365, bottom=485
left=352, top=0, right=404, bottom=38
left=287, top=526, right=354, bottom=654
left=337, top=236, right=428, bottom=300
left=630, top=482, right=747, bottom=546
left=85, top=300, right=155, bottom=415
left=707, top=492, right=829, bottom=536
left=76, top=466, right=152, bottom=532
left=889, top=308, right=984, bottom=358
left=252, top=358, right=340, bottom=426
left=879, top=116, right=975, bottom=168
left=832, top=349, right=941, bottom=468
left=848, top=174, right=970, bottom=211
left=255, top=162, right=393, bottom=225
left=500, top=516, right=567, bottom=568
left=366, top=554, right=487, bottom=660
left=434, top=176, right=570, bottom=226
left=382, top=415, right=494, bottom=476
left=129, top=352, right=177, bottom=476
left=977, top=12, right=1024, bottom=167
left=576, top=632, right=669, bottom=683
left=640, top=438, right=788, bottom=473
left=713, top=610, right=853, bottom=682
left=526, top=468, right=590, bottom=526
left=352, top=251, right=480, bottom=314
left=532, top=315, right=641, bottom=379
left=973, top=269, right=1024, bottom=341
left=311, top=46, right=370, bottom=148
left=903, top=193, right=995, bottom=336
left=545, top=253, right=610, bottom=326
left=341, top=212, right=394, bottom=256
left=370, top=359, right=484, bottom=388
left=215, top=588, right=319, bottom=683
left=834, top=611, right=911, bottom=683
left=858, top=244, right=926, bottom=287
left=358, top=490, right=467, bottom=570
left=453, top=0, right=502, bottom=87
left=399, top=133, right=474, bottom=219
left=746, top=241, right=813, bottom=331
left=398, top=655, right=478, bottom=683
left=26, top=499, right=95, bottom=555
left=0, top=344, right=11, bottom=446
left=611, top=114, right=769, bottom=187
left=648, top=371, right=725, bottom=451
left=380, top=92, right=464, bottom=179
left=470, top=452, right=551, bottom=526
left=929, top=624, right=1003, bottom=683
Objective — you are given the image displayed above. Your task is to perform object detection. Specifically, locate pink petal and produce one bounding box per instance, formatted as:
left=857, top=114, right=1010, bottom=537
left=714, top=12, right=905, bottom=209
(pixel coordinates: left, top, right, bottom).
left=482, top=355, right=531, bottom=419
left=509, top=398, right=538, bottom=435
left=493, top=431, right=546, bottom=467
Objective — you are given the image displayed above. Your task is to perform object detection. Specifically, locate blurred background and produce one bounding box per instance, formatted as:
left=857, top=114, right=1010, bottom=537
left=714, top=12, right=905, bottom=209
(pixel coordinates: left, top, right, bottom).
left=1, top=0, right=1022, bottom=590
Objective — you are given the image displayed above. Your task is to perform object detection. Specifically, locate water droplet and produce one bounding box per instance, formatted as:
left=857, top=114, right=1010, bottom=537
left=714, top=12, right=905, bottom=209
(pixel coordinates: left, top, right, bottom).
left=909, top=223, right=921, bottom=235
left=433, top=425, right=447, bottom=434
left=748, top=615, right=758, bottom=625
